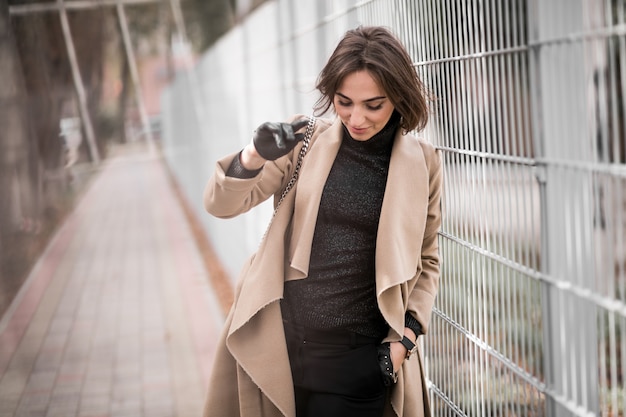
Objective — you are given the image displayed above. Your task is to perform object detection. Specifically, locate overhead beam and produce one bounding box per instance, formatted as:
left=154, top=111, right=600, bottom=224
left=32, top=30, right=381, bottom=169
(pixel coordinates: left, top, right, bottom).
left=9, top=0, right=163, bottom=15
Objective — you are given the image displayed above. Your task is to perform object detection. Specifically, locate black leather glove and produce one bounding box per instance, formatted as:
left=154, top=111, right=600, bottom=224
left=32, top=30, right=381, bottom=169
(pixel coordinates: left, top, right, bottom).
left=377, top=343, right=397, bottom=386
left=252, top=118, right=310, bottom=161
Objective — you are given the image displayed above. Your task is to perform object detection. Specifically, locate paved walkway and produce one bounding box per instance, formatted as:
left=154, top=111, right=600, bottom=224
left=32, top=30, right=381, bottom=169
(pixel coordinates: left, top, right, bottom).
left=0, top=144, right=225, bottom=417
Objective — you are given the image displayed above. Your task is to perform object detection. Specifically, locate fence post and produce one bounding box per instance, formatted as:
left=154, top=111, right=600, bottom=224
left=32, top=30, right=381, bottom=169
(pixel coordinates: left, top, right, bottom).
left=116, top=1, right=155, bottom=153
left=57, top=0, right=100, bottom=164
left=529, top=0, right=600, bottom=415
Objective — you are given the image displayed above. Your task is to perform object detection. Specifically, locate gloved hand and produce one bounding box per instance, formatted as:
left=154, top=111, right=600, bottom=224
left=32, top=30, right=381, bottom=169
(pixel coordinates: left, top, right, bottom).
left=252, top=118, right=310, bottom=161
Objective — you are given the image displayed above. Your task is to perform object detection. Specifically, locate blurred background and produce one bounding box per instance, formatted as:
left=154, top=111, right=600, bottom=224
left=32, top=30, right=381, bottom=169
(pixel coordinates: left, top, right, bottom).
left=0, top=0, right=262, bottom=317
left=1, top=0, right=625, bottom=416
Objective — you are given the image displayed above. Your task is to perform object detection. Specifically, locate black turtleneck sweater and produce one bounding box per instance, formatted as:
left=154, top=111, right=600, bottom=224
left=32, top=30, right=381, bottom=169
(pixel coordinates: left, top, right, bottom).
left=281, top=112, right=400, bottom=338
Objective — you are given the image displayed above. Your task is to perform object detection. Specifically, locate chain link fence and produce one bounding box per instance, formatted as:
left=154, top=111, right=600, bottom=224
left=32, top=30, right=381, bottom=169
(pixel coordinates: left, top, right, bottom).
left=161, top=1, right=626, bottom=415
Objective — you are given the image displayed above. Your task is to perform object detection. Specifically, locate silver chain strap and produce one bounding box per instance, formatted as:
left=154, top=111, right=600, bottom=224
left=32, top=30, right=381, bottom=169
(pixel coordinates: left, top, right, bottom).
left=261, top=115, right=316, bottom=240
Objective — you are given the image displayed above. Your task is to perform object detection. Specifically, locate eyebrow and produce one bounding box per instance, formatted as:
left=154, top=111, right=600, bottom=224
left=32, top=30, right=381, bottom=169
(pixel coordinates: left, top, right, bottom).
left=336, top=92, right=387, bottom=103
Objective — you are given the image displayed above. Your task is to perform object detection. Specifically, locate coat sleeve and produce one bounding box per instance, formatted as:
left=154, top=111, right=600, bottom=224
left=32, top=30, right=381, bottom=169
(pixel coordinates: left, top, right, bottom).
left=407, top=142, right=442, bottom=335
left=203, top=152, right=293, bottom=219
left=203, top=115, right=310, bottom=219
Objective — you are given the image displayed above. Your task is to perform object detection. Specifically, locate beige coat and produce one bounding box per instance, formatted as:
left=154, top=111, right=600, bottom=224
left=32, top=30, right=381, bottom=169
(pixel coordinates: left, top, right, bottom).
left=202, top=116, right=442, bottom=417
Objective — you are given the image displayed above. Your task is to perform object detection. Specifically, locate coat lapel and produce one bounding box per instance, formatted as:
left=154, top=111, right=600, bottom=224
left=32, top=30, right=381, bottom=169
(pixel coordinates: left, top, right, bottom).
left=223, top=118, right=339, bottom=417
left=287, top=118, right=343, bottom=280
left=376, top=131, right=430, bottom=332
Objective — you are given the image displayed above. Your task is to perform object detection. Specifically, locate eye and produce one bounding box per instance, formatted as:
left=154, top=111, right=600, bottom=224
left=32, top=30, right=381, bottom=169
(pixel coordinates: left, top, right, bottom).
left=337, top=101, right=352, bottom=107
left=366, top=104, right=383, bottom=111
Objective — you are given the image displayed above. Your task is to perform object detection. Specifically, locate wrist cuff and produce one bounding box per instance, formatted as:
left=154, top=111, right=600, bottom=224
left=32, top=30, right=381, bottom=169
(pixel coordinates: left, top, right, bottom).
left=404, top=313, right=423, bottom=337
left=225, top=151, right=263, bottom=178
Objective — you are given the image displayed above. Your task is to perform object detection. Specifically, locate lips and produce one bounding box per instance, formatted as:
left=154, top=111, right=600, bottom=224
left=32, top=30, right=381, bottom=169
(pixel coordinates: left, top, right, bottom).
left=349, top=126, right=368, bottom=135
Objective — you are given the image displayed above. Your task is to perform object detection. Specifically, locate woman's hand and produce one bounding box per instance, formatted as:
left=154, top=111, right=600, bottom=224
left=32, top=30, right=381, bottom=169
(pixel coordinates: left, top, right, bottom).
left=239, top=143, right=267, bottom=171
left=389, top=341, right=407, bottom=372
left=252, top=118, right=310, bottom=160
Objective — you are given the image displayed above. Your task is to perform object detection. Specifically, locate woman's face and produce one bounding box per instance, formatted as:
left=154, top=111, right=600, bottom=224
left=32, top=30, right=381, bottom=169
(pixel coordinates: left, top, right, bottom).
left=333, top=70, right=396, bottom=141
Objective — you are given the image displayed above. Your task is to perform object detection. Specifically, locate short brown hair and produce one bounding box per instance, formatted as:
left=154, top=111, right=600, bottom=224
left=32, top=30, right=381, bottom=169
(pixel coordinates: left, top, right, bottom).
left=314, top=26, right=430, bottom=133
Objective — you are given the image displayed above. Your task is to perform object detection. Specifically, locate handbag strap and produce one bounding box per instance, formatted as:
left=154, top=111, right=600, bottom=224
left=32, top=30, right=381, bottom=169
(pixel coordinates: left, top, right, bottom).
left=275, top=115, right=316, bottom=210
left=262, top=115, right=316, bottom=239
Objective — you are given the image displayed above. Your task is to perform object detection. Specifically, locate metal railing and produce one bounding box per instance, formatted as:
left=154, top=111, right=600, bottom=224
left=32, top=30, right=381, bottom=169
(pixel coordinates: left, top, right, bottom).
left=161, top=1, right=626, bottom=415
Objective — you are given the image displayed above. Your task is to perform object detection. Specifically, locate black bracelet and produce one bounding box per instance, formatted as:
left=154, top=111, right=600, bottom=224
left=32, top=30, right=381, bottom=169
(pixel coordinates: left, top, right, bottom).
left=400, top=336, right=418, bottom=359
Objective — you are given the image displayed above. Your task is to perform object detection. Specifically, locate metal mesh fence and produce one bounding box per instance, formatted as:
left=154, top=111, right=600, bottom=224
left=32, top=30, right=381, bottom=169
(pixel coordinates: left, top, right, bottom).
left=161, top=1, right=626, bottom=415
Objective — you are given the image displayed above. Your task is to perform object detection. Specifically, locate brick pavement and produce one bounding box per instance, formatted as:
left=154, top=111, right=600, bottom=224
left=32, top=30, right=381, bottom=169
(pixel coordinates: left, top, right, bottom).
left=0, top=145, right=225, bottom=417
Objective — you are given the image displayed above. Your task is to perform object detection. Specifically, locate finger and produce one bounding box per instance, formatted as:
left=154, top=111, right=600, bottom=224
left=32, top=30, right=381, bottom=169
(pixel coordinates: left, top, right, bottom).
left=290, top=118, right=309, bottom=132
left=273, top=131, right=285, bottom=149
left=281, top=123, right=295, bottom=142
left=254, top=126, right=269, bottom=140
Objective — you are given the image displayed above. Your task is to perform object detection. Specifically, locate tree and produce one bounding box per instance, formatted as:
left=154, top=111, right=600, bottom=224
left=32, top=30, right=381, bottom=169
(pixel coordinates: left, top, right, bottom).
left=0, top=0, right=39, bottom=309
left=182, top=0, right=236, bottom=52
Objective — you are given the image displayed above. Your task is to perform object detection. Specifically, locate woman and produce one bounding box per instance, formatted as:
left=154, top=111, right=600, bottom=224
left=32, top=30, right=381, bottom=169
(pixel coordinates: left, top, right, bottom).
left=203, top=26, right=442, bottom=417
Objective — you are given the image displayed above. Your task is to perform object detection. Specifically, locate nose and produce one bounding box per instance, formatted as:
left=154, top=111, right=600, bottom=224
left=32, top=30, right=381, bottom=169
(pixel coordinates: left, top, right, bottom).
left=350, top=107, right=366, bottom=126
